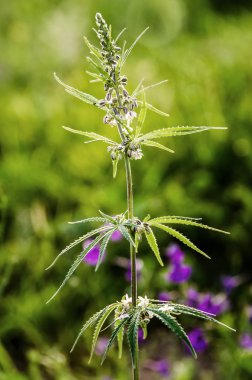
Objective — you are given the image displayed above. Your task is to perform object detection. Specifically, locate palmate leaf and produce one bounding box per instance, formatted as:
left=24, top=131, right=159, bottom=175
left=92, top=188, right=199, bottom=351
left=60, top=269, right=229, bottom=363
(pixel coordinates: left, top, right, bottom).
left=46, top=225, right=111, bottom=270
left=68, top=216, right=107, bottom=225
left=142, top=140, right=174, bottom=154
left=127, top=311, right=141, bottom=368
left=98, top=210, right=116, bottom=224
left=144, top=228, right=164, bottom=266
left=95, top=229, right=116, bottom=271
left=149, top=217, right=229, bottom=235
left=148, top=308, right=197, bottom=358
left=46, top=230, right=113, bottom=303
left=138, top=126, right=227, bottom=142
left=118, top=225, right=136, bottom=248
left=54, top=73, right=99, bottom=105
left=70, top=305, right=113, bottom=352
left=151, top=222, right=210, bottom=259
left=62, top=126, right=117, bottom=146
left=172, top=304, right=235, bottom=331
left=89, top=303, right=118, bottom=363
left=101, top=318, right=129, bottom=364
left=122, top=27, right=149, bottom=65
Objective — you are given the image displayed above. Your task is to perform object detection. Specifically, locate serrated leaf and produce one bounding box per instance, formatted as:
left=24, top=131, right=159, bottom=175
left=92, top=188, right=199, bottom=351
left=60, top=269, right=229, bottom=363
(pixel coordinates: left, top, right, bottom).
left=122, top=27, right=149, bottom=65
left=149, top=217, right=229, bottom=234
left=98, top=210, right=116, bottom=224
left=135, top=88, right=147, bottom=137
left=70, top=306, right=110, bottom=352
left=140, top=102, right=170, bottom=117
left=115, top=27, right=127, bottom=42
left=139, top=126, right=227, bottom=142
left=84, top=36, right=102, bottom=62
left=134, top=80, right=168, bottom=96
left=54, top=73, right=98, bottom=105
left=151, top=223, right=210, bottom=259
left=46, top=231, right=113, bottom=303
left=89, top=303, right=118, bottom=363
left=118, top=225, right=136, bottom=248
left=144, top=228, right=164, bottom=266
left=142, top=140, right=174, bottom=153
left=132, top=78, right=144, bottom=97
left=62, top=126, right=117, bottom=145
left=86, top=56, right=109, bottom=78
left=95, top=229, right=116, bottom=271
left=68, top=216, right=106, bottom=225
left=127, top=311, right=141, bottom=367
left=86, top=70, right=103, bottom=82
left=101, top=318, right=129, bottom=364
left=46, top=225, right=111, bottom=270
left=148, top=308, right=197, bottom=358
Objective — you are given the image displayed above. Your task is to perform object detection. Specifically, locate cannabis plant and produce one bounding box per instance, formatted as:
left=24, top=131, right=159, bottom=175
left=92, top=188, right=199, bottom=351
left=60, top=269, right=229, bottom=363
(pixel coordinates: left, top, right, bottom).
left=48, top=13, right=234, bottom=379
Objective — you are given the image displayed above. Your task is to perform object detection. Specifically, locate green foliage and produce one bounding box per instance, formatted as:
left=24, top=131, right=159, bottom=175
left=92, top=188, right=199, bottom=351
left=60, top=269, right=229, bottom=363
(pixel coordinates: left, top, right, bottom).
left=144, top=227, right=164, bottom=266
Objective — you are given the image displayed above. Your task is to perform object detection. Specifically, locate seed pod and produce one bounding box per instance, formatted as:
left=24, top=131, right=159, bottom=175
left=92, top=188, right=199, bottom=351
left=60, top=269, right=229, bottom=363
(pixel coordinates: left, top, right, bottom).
left=123, top=89, right=129, bottom=97
left=110, top=152, right=117, bottom=160
left=127, top=149, right=132, bottom=158
left=105, top=92, right=112, bottom=101
left=98, top=99, right=106, bottom=107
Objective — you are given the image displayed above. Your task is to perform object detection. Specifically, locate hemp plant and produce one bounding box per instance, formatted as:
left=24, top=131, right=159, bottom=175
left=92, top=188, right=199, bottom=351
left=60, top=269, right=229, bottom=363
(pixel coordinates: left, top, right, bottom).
left=48, top=13, right=234, bottom=379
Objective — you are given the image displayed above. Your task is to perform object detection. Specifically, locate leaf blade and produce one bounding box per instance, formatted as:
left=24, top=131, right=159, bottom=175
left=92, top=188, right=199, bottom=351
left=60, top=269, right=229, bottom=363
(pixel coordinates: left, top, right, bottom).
left=144, top=228, right=164, bottom=266
left=62, top=126, right=117, bottom=145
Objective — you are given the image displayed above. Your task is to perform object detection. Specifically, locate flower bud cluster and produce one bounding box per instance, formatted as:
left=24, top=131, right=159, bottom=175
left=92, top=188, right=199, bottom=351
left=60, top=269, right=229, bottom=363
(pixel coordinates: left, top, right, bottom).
left=95, top=13, right=138, bottom=135
left=107, top=140, right=143, bottom=162
left=131, top=218, right=151, bottom=236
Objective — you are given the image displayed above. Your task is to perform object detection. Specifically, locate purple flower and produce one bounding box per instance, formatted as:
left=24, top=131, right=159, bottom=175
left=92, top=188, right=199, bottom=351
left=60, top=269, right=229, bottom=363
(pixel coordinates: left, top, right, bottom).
left=82, top=239, right=103, bottom=266
left=166, top=244, right=184, bottom=264
left=158, top=292, right=172, bottom=302
left=95, top=337, right=109, bottom=355
left=167, top=263, right=192, bottom=284
left=147, top=359, right=170, bottom=377
left=198, top=293, right=229, bottom=316
left=186, top=288, right=200, bottom=308
left=221, top=275, right=241, bottom=294
left=187, top=328, right=208, bottom=353
left=240, top=333, right=252, bottom=351
left=110, top=230, right=122, bottom=241
left=138, top=328, right=145, bottom=344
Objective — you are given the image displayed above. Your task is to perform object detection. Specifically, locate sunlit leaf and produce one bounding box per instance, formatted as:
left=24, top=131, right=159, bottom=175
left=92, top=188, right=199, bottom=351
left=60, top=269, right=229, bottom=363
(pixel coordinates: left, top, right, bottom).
left=142, top=140, right=174, bottom=153
left=101, top=318, right=129, bottom=364
left=122, top=27, right=149, bottom=65
left=62, top=126, right=117, bottom=145
left=144, top=228, right=164, bottom=266
left=127, top=311, right=141, bottom=367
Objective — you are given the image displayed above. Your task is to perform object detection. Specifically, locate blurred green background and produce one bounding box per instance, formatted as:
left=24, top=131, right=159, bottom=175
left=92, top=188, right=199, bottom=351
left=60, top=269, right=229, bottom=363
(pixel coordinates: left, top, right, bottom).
left=1, top=0, right=252, bottom=379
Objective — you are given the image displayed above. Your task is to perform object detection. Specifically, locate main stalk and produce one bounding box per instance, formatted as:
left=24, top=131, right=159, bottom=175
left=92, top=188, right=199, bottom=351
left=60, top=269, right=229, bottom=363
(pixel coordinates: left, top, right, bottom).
left=124, top=155, right=139, bottom=380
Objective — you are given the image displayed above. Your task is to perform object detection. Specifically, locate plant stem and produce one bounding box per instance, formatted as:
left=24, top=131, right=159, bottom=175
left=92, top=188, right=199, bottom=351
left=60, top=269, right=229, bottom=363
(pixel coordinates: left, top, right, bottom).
left=125, top=155, right=139, bottom=380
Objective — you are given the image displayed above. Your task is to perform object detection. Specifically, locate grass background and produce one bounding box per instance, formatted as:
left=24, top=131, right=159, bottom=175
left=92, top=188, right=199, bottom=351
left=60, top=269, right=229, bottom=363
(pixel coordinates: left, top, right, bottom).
left=1, top=0, right=252, bottom=378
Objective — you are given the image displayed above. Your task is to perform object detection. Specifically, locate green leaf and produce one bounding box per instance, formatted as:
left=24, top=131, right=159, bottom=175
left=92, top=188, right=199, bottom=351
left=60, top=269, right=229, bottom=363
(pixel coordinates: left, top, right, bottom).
left=101, top=318, right=129, bottom=364
left=112, top=156, right=120, bottom=178
left=172, top=304, right=235, bottom=331
left=115, top=27, right=127, bottom=43
left=98, top=210, right=116, bottom=224
left=46, top=231, right=112, bottom=303
left=138, top=102, right=170, bottom=117
left=70, top=306, right=110, bottom=352
left=83, top=36, right=102, bottom=61
left=95, top=229, right=116, bottom=271
left=122, top=27, right=149, bottom=65
left=68, top=216, right=106, bottom=225
left=135, top=88, right=147, bottom=137
left=149, top=217, right=229, bottom=234
left=86, top=70, right=103, bottom=82
left=46, top=225, right=111, bottom=270
left=144, top=228, right=164, bottom=266
left=89, top=303, right=118, bottom=363
left=151, top=223, right=210, bottom=259
left=127, top=311, right=141, bottom=368
left=139, top=126, right=227, bottom=142
left=134, top=80, right=168, bottom=96
left=148, top=308, right=197, bottom=358
left=62, top=126, right=117, bottom=145
left=142, top=140, right=174, bottom=154
left=118, top=225, right=136, bottom=248
left=116, top=319, right=124, bottom=359
left=132, top=78, right=144, bottom=97
left=54, top=73, right=99, bottom=105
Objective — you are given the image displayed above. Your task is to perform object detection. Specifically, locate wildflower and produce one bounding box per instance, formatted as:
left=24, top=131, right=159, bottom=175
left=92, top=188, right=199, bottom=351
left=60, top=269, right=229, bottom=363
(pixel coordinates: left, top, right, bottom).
left=167, top=263, right=192, bottom=284
left=221, top=275, right=241, bottom=294
left=158, top=291, right=172, bottom=302
left=186, top=288, right=200, bottom=308
left=110, top=230, right=122, bottom=241
left=187, top=328, right=208, bottom=353
left=82, top=239, right=103, bottom=266
left=198, top=293, right=229, bottom=316
left=166, top=244, right=184, bottom=264
left=240, top=333, right=252, bottom=351
left=146, top=359, right=170, bottom=377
